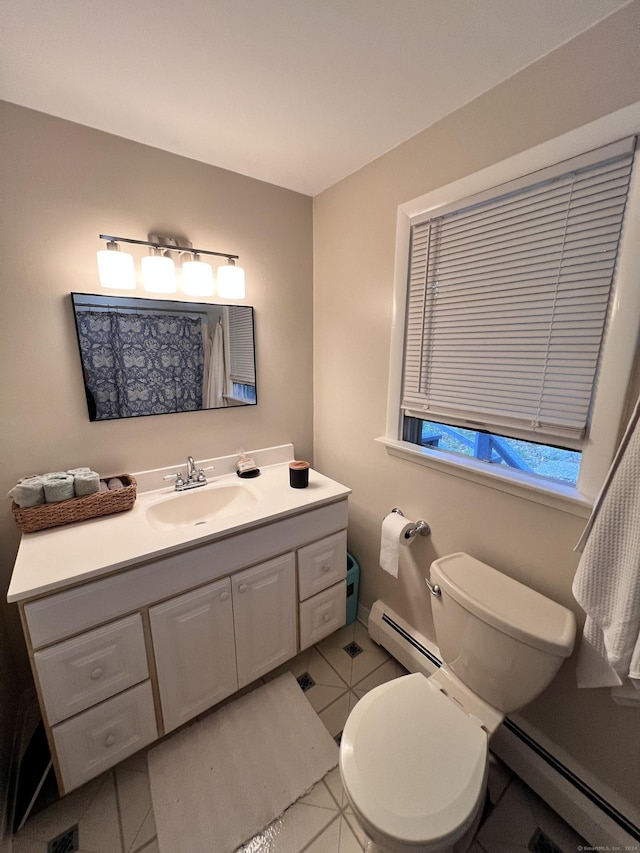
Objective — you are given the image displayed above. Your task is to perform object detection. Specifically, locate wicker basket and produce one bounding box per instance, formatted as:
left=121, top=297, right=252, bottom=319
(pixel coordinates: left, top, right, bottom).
left=11, top=475, right=137, bottom=534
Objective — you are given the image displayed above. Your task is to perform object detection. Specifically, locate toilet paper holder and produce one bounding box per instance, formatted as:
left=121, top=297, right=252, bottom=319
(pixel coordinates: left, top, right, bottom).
left=390, top=507, right=431, bottom=539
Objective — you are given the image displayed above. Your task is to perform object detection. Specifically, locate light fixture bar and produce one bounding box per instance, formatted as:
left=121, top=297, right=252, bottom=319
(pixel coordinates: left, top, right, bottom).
left=99, top=234, right=239, bottom=261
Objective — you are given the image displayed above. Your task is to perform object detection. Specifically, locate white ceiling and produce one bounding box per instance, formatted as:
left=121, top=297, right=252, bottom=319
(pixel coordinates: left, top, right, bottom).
left=0, top=0, right=632, bottom=195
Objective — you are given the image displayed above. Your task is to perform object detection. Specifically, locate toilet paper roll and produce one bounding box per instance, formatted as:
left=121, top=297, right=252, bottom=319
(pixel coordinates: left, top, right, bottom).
left=379, top=512, right=414, bottom=577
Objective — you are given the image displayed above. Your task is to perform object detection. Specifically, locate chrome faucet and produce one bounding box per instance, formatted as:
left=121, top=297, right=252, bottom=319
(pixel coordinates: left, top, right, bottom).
left=163, top=457, right=214, bottom=491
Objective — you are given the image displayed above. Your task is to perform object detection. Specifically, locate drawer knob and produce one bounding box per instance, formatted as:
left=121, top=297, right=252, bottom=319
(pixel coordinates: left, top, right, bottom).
left=238, top=583, right=248, bottom=594
left=323, top=613, right=331, bottom=622
left=90, top=667, right=104, bottom=681
left=321, top=564, right=331, bottom=573
left=104, top=734, right=116, bottom=748
left=220, top=592, right=229, bottom=601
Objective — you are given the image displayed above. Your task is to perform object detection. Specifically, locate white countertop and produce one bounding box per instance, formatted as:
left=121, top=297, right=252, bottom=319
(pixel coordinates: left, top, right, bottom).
left=7, top=462, right=350, bottom=603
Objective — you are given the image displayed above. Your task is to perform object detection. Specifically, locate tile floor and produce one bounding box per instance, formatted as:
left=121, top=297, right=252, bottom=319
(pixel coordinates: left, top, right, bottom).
left=10, top=620, right=587, bottom=853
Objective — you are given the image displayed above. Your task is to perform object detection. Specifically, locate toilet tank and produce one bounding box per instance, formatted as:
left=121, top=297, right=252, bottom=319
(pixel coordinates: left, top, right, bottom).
left=429, top=553, right=576, bottom=714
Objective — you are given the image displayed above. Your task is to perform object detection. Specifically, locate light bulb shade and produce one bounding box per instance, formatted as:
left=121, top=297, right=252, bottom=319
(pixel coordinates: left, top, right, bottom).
left=141, top=254, right=177, bottom=293
left=217, top=262, right=245, bottom=299
left=97, top=248, right=136, bottom=289
left=182, top=258, right=214, bottom=296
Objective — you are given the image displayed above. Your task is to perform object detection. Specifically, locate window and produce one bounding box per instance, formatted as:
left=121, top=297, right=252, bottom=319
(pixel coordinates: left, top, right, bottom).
left=382, top=109, right=640, bottom=510
left=403, top=418, right=582, bottom=486
left=226, top=305, right=257, bottom=404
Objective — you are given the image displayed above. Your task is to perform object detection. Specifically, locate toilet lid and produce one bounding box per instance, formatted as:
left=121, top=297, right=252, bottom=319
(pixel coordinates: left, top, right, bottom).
left=340, top=673, right=487, bottom=847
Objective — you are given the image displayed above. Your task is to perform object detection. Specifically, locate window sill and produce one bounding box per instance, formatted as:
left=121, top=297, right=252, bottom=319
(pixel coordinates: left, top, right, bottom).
left=223, top=395, right=254, bottom=404
left=376, top=437, right=592, bottom=518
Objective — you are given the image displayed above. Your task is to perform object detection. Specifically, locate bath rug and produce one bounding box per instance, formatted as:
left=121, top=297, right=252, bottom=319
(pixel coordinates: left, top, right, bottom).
left=148, top=671, right=338, bottom=853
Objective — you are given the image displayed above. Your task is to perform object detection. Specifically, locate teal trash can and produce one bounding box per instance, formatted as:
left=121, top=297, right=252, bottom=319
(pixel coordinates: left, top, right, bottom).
left=346, top=552, right=360, bottom=625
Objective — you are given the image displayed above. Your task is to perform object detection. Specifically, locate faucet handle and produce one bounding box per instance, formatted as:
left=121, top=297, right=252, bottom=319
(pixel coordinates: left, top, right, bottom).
left=197, top=466, right=215, bottom=482
left=163, top=472, right=185, bottom=487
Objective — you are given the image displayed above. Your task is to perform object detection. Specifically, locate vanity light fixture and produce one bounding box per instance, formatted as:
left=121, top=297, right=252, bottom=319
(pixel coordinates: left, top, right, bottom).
left=97, top=234, right=244, bottom=298
left=142, top=246, right=178, bottom=293
left=96, top=240, right=136, bottom=289
left=182, top=252, right=215, bottom=296
left=217, top=258, right=246, bottom=299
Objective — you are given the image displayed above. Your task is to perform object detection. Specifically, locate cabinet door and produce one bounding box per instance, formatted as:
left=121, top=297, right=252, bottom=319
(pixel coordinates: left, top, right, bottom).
left=232, top=553, right=296, bottom=688
left=150, top=577, right=238, bottom=733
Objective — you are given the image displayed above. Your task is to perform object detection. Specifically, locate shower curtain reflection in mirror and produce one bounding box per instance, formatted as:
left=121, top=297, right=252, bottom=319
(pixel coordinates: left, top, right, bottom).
left=72, top=294, right=256, bottom=420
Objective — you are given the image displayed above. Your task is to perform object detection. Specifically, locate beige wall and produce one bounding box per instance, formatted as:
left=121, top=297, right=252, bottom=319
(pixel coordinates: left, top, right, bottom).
left=313, top=1, right=640, bottom=820
left=0, top=101, right=314, bottom=683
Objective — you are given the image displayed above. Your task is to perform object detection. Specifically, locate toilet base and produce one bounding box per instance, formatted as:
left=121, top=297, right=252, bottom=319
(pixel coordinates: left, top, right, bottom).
left=358, top=799, right=483, bottom=853
left=361, top=836, right=473, bottom=853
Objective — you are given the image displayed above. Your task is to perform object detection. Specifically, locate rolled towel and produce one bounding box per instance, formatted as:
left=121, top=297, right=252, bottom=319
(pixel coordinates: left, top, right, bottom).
left=68, top=467, right=91, bottom=476
left=43, top=473, right=75, bottom=503
left=107, top=477, right=124, bottom=491
left=8, top=475, right=45, bottom=508
left=99, top=479, right=109, bottom=492
left=74, top=471, right=100, bottom=497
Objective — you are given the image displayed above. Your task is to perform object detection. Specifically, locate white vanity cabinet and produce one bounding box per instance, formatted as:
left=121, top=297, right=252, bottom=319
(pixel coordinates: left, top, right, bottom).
left=15, top=495, right=349, bottom=795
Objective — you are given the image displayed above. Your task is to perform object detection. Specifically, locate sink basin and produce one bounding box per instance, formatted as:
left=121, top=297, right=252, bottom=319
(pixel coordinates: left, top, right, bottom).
left=145, top=483, right=259, bottom=530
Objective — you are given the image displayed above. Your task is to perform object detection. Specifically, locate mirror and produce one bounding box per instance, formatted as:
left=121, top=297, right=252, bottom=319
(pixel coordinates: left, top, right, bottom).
left=71, top=292, right=256, bottom=421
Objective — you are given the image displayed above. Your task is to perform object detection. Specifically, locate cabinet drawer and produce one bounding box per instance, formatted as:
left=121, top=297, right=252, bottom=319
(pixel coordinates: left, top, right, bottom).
left=34, top=614, right=149, bottom=725
left=52, top=681, right=157, bottom=793
left=299, top=580, right=346, bottom=651
left=297, top=531, right=347, bottom=601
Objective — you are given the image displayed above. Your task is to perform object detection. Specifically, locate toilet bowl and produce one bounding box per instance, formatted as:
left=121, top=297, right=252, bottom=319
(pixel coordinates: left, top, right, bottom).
left=339, top=553, right=576, bottom=853
left=340, top=673, right=488, bottom=852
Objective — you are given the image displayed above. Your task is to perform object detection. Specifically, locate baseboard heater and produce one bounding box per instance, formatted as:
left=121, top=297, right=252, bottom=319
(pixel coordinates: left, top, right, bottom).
left=368, top=600, right=640, bottom=848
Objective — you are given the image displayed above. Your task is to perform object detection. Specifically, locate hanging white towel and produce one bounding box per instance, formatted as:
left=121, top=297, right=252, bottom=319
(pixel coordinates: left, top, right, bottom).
left=207, top=321, right=227, bottom=409
left=573, top=394, right=640, bottom=693
left=201, top=320, right=211, bottom=408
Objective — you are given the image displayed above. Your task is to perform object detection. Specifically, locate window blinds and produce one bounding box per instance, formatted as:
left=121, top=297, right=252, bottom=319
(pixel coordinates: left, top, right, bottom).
left=402, top=136, right=636, bottom=449
left=228, top=305, right=256, bottom=386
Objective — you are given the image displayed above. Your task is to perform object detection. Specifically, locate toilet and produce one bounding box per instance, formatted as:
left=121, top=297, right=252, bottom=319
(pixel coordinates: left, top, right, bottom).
left=339, top=552, right=576, bottom=853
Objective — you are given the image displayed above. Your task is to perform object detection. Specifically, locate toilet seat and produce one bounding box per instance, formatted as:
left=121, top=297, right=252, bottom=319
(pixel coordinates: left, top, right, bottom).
left=340, top=673, right=488, bottom=850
